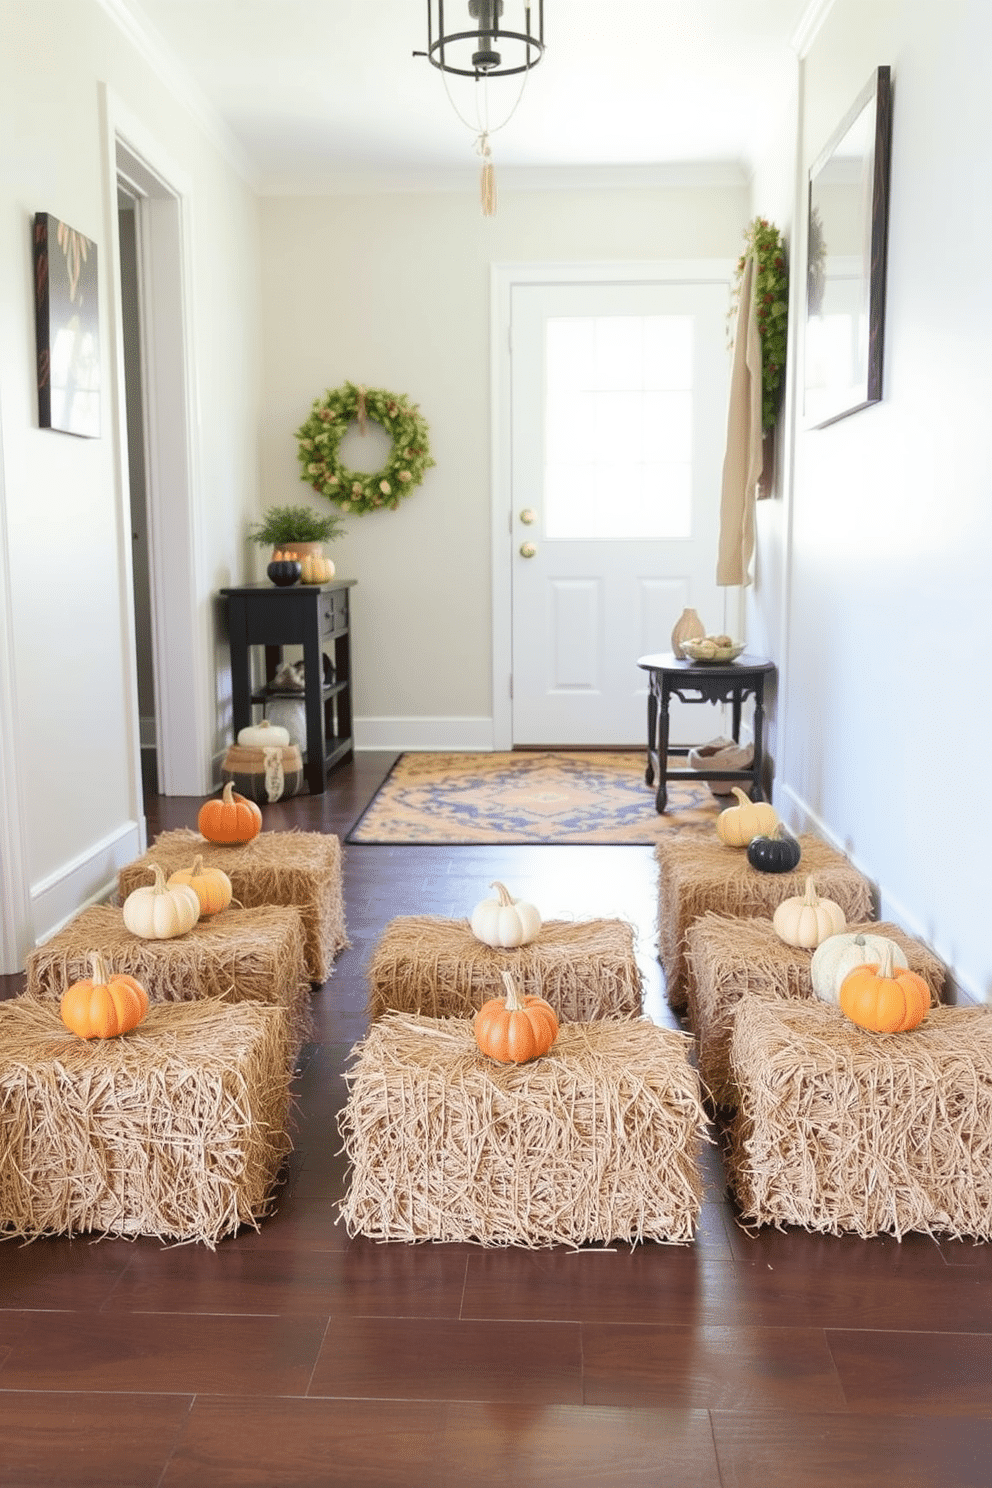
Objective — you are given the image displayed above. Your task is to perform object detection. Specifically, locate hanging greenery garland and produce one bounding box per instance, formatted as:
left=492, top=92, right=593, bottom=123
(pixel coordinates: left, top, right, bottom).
left=295, top=381, right=435, bottom=515
left=730, top=218, right=789, bottom=431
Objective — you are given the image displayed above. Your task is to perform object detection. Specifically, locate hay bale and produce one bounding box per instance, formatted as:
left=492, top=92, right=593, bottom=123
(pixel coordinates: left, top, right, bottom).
left=117, top=828, right=347, bottom=983
left=727, top=996, right=992, bottom=1240
left=0, top=997, right=293, bottom=1247
left=654, top=833, right=874, bottom=1013
left=366, top=916, right=643, bottom=1023
left=686, top=914, right=948, bottom=1111
left=24, top=904, right=312, bottom=1055
left=338, top=1013, right=708, bottom=1248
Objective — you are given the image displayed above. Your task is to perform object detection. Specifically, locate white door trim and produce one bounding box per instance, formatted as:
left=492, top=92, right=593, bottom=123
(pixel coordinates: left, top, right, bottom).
left=490, top=259, right=736, bottom=751
left=0, top=392, right=33, bottom=972
left=101, top=86, right=210, bottom=799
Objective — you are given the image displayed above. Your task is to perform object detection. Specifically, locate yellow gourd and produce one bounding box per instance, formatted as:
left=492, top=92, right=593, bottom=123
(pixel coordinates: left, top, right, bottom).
left=300, top=553, right=335, bottom=584
left=715, top=787, right=779, bottom=848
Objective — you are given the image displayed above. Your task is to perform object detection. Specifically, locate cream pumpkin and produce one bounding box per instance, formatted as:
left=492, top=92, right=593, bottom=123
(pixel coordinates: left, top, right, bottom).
left=470, top=881, right=542, bottom=949
left=122, top=863, right=201, bottom=940
left=772, top=876, right=846, bottom=949
left=236, top=719, right=291, bottom=748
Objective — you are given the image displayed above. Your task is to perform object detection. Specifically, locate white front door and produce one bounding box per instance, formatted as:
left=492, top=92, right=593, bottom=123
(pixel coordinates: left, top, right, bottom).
left=508, top=276, right=735, bottom=747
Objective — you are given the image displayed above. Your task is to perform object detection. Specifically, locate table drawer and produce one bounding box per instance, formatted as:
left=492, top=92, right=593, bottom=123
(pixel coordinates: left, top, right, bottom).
left=320, top=591, right=349, bottom=636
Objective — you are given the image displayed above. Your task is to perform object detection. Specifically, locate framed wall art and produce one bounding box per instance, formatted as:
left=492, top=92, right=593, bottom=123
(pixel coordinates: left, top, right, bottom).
left=32, top=212, right=101, bottom=438
left=804, top=65, right=893, bottom=428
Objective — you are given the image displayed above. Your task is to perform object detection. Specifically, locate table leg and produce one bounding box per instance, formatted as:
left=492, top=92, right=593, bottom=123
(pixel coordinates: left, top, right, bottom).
left=751, top=687, right=766, bottom=800
left=645, top=684, right=657, bottom=786
left=655, top=681, right=671, bottom=813
left=301, top=621, right=326, bottom=795
left=228, top=601, right=251, bottom=738
left=731, top=686, right=742, bottom=743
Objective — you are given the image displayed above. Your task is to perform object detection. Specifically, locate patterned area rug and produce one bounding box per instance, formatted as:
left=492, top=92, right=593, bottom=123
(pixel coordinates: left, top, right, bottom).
left=346, top=751, right=722, bottom=845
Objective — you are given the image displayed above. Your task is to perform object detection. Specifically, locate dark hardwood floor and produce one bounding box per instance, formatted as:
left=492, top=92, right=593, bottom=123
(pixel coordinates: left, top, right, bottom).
left=2, top=752, right=991, bottom=1486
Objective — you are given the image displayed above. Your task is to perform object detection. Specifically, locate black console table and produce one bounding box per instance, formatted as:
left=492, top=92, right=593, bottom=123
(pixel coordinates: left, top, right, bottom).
left=221, top=580, right=356, bottom=795
left=636, top=651, right=775, bottom=812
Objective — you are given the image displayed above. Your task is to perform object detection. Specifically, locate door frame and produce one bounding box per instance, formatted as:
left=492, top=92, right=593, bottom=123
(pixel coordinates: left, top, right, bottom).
left=490, top=259, right=737, bottom=751
left=102, top=86, right=209, bottom=799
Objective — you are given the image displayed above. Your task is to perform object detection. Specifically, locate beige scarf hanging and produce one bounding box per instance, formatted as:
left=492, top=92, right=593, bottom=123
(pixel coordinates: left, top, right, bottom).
left=716, top=254, right=764, bottom=587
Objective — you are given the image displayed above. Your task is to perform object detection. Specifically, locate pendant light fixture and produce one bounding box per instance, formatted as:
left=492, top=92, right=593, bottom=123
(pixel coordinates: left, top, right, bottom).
left=414, top=2, right=546, bottom=216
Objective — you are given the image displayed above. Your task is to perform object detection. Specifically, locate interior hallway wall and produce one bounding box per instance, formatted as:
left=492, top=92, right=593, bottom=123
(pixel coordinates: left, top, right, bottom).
left=0, top=0, right=261, bottom=966
left=257, top=175, right=750, bottom=747
left=764, top=0, right=992, bottom=999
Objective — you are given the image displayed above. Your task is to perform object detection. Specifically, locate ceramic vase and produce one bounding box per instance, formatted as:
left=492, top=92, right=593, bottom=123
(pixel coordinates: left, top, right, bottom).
left=671, top=607, right=705, bottom=659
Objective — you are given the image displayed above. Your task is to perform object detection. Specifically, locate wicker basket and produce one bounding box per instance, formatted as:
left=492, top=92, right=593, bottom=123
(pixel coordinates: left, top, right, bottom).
left=221, top=743, right=304, bottom=803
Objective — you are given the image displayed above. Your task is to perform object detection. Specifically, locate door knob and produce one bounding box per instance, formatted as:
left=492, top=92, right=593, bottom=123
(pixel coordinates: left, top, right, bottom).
left=519, top=541, right=537, bottom=558
left=519, top=508, right=537, bottom=525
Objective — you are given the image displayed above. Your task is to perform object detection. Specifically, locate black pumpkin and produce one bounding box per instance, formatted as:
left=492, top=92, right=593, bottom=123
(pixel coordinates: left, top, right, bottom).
left=267, top=559, right=301, bottom=587
left=746, top=824, right=801, bottom=874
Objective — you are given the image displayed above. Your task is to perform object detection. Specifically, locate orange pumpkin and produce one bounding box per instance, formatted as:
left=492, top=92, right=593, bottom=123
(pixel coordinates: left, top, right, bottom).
left=167, top=855, right=233, bottom=916
left=60, top=952, right=150, bottom=1040
left=197, top=781, right=262, bottom=844
left=839, top=943, right=931, bottom=1033
left=474, top=970, right=559, bottom=1064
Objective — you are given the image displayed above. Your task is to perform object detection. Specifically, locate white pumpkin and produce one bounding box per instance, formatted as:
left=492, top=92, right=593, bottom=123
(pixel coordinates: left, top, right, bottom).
left=237, top=719, right=291, bottom=748
left=470, top=881, right=542, bottom=949
left=772, top=875, right=846, bottom=949
left=811, top=931, right=909, bottom=1004
left=123, top=863, right=201, bottom=940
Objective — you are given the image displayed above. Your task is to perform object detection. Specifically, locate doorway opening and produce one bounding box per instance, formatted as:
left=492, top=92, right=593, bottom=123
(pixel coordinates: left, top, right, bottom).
left=116, top=188, right=156, bottom=793
left=113, top=129, right=206, bottom=797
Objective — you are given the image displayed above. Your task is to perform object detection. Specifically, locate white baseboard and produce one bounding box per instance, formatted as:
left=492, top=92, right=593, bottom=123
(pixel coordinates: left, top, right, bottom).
left=30, top=820, right=144, bottom=949
left=777, top=783, right=980, bottom=1005
left=354, top=716, right=495, bottom=752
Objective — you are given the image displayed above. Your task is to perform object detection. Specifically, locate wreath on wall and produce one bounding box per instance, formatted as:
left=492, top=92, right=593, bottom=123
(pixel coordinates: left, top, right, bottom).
left=295, top=381, right=435, bottom=515
left=730, top=218, right=789, bottom=431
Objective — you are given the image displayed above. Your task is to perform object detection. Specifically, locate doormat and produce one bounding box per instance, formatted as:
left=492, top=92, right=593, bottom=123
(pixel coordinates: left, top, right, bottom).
left=346, top=751, right=722, bottom=846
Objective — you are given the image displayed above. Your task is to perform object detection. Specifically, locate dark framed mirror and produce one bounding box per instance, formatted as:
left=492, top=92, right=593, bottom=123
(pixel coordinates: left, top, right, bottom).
left=804, top=65, right=893, bottom=428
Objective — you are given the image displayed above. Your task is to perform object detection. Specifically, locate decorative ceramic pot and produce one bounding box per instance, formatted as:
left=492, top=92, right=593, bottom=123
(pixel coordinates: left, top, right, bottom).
left=671, top=607, right=705, bottom=659
left=266, top=558, right=301, bottom=587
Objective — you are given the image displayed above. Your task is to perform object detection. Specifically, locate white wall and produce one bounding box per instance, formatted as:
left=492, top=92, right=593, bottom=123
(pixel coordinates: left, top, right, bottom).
left=762, top=0, right=992, bottom=1000
left=0, top=0, right=261, bottom=966
left=257, top=177, right=750, bottom=746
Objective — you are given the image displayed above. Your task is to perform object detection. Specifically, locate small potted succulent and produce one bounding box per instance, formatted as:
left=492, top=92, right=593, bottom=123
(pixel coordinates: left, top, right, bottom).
left=248, top=504, right=346, bottom=585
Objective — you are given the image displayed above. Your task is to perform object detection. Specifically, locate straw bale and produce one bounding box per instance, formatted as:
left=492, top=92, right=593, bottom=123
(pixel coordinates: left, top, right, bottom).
left=24, top=904, right=312, bottom=1055
left=0, top=996, right=293, bottom=1247
left=117, top=828, right=347, bottom=982
left=653, top=833, right=875, bottom=1013
left=338, top=1013, right=708, bottom=1248
left=686, top=914, right=948, bottom=1111
left=727, top=996, right=992, bottom=1240
left=366, top=916, right=643, bottom=1023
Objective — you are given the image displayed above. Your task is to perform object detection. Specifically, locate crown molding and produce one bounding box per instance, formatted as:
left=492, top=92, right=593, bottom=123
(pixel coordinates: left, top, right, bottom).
left=256, top=159, right=750, bottom=199
left=94, top=0, right=257, bottom=187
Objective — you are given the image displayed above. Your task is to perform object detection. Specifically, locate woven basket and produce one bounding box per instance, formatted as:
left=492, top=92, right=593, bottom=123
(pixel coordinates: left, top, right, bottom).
left=221, top=743, right=304, bottom=803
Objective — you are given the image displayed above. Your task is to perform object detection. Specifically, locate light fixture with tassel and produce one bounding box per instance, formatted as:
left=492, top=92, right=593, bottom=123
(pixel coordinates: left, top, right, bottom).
left=414, top=2, right=545, bottom=217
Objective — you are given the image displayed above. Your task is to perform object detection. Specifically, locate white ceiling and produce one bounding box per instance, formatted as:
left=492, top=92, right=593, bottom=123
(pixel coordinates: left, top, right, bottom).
left=116, top=0, right=815, bottom=194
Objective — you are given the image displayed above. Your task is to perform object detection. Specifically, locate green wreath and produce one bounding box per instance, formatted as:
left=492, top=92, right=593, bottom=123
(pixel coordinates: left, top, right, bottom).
left=295, top=381, right=435, bottom=515
left=730, top=218, right=789, bottom=431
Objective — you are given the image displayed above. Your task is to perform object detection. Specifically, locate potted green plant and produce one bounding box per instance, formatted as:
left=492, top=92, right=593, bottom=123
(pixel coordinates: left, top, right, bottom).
left=247, top=504, right=347, bottom=555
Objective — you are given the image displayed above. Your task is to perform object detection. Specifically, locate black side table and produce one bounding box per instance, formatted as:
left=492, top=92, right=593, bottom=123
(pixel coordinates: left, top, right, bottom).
left=221, top=580, right=356, bottom=795
left=636, top=651, right=775, bottom=812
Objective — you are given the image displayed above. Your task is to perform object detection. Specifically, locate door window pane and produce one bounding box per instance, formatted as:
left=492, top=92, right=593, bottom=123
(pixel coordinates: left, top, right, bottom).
left=544, top=315, right=693, bottom=540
